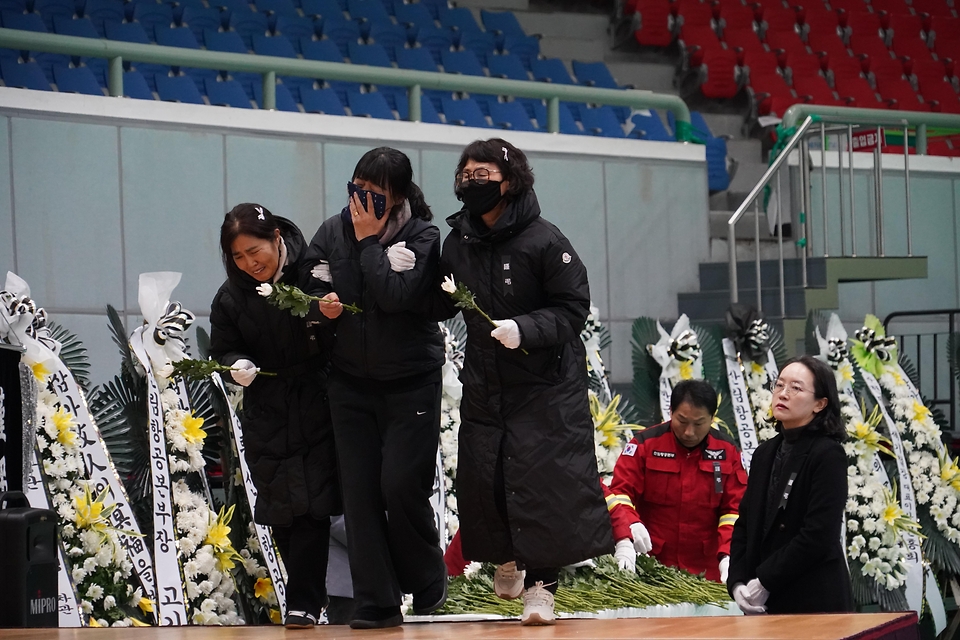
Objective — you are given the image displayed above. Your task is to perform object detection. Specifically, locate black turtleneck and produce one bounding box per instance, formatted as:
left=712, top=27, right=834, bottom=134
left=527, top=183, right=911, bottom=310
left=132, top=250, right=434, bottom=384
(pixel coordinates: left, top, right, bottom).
left=763, top=423, right=811, bottom=535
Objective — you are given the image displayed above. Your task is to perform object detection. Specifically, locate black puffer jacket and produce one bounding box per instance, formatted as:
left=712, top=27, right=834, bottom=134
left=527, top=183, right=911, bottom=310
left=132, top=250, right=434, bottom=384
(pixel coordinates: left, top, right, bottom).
left=302, top=209, right=444, bottom=381
left=433, top=190, right=613, bottom=568
left=209, top=217, right=340, bottom=526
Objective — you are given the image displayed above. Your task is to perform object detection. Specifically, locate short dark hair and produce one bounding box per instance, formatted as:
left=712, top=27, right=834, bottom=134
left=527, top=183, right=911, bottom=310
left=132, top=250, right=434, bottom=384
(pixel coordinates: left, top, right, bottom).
left=353, top=147, right=432, bottom=220
left=455, top=138, right=534, bottom=200
left=778, top=355, right=845, bottom=441
left=219, top=203, right=279, bottom=284
left=670, top=379, right=718, bottom=415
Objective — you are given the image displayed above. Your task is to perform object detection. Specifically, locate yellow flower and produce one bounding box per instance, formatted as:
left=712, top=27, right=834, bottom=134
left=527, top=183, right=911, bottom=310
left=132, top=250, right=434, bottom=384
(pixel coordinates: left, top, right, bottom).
left=51, top=406, right=78, bottom=447
left=750, top=362, right=764, bottom=375
left=837, top=361, right=855, bottom=384
left=268, top=609, right=282, bottom=624
left=205, top=505, right=242, bottom=571
left=205, top=519, right=231, bottom=551
left=879, top=486, right=923, bottom=537
left=89, top=617, right=102, bottom=628
left=911, top=400, right=931, bottom=423
left=589, top=393, right=642, bottom=449
left=182, top=413, right=207, bottom=445
left=138, top=597, right=154, bottom=615
left=254, top=578, right=273, bottom=600
left=678, top=360, right=694, bottom=380
left=882, top=502, right=905, bottom=527
left=30, top=360, right=51, bottom=381
left=890, top=368, right=905, bottom=386
left=74, top=487, right=106, bottom=531
left=941, top=454, right=960, bottom=492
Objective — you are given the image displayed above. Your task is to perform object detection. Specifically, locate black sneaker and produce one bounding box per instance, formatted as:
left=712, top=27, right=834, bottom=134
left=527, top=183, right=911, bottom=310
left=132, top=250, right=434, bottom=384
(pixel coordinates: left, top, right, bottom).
left=412, top=571, right=448, bottom=615
left=284, top=611, right=318, bottom=629
left=349, top=605, right=403, bottom=629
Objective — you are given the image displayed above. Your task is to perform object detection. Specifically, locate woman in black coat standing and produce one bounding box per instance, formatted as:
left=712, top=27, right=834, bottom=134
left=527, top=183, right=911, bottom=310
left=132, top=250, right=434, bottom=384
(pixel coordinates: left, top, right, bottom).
left=430, top=139, right=613, bottom=626
left=302, top=148, right=447, bottom=630
left=728, top=354, right=853, bottom=615
left=209, top=204, right=340, bottom=629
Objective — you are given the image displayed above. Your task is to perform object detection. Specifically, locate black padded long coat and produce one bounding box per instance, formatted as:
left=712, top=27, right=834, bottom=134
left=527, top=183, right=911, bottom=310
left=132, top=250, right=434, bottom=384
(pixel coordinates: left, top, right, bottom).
left=727, top=428, right=853, bottom=614
left=209, top=217, right=340, bottom=527
left=434, top=189, right=613, bottom=568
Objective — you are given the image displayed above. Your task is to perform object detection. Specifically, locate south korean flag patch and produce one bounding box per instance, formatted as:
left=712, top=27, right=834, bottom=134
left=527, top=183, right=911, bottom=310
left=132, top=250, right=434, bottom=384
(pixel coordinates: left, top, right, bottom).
left=622, top=443, right=638, bottom=457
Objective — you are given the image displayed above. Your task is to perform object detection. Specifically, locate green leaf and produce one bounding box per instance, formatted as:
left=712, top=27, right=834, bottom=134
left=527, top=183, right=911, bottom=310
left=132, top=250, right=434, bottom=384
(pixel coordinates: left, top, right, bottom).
left=47, top=321, right=91, bottom=392
left=630, top=316, right=664, bottom=427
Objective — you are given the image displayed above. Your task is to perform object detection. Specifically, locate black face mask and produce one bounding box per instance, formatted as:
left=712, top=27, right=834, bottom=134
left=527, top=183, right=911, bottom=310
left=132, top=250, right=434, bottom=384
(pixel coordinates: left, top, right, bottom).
left=458, top=180, right=504, bottom=217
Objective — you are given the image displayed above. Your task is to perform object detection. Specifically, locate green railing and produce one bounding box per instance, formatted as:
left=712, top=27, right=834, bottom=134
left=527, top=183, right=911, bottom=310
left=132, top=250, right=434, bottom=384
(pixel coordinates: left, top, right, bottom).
left=0, top=27, right=694, bottom=138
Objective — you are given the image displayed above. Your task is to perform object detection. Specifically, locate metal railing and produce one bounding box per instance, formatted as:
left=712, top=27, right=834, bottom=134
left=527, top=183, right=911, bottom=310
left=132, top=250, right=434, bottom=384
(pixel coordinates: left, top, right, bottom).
left=0, top=28, right=694, bottom=136
left=727, top=106, right=960, bottom=315
left=884, top=308, right=960, bottom=435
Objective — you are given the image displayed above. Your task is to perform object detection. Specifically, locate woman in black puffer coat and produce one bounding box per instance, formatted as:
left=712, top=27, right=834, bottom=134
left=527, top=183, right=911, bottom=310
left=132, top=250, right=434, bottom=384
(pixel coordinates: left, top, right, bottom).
left=209, top=203, right=339, bottom=629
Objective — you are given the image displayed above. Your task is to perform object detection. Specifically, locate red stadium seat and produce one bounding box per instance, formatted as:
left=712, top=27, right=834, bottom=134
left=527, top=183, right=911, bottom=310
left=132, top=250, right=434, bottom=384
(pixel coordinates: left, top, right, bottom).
left=911, top=0, right=956, bottom=18
left=681, top=24, right=724, bottom=51
left=835, top=74, right=882, bottom=105
left=675, top=0, right=716, bottom=34
left=700, top=46, right=740, bottom=97
left=749, top=69, right=798, bottom=115
left=717, top=1, right=756, bottom=33
left=869, top=0, right=910, bottom=14
left=793, top=74, right=840, bottom=104
left=807, top=27, right=851, bottom=58
left=929, top=15, right=960, bottom=52
left=632, top=0, right=674, bottom=46
left=921, top=78, right=960, bottom=112
left=758, top=4, right=799, bottom=37
left=785, top=50, right=825, bottom=83
left=849, top=31, right=894, bottom=59
left=830, top=0, right=867, bottom=13
left=891, top=27, right=935, bottom=61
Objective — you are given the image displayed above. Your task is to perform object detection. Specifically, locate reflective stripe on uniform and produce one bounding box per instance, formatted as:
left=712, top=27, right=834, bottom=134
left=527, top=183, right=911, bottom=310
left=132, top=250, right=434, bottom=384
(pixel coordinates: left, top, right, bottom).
left=605, top=493, right=635, bottom=512
left=718, top=513, right=738, bottom=528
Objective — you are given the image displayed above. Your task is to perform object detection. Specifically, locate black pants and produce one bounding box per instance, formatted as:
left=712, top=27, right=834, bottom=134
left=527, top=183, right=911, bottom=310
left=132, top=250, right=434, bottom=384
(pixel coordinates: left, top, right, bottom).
left=328, top=374, right=445, bottom=609
left=272, top=515, right=331, bottom=617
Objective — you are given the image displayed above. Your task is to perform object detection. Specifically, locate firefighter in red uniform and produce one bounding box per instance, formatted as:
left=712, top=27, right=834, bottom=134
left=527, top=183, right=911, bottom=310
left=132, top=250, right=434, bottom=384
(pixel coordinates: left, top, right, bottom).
left=607, top=379, right=747, bottom=583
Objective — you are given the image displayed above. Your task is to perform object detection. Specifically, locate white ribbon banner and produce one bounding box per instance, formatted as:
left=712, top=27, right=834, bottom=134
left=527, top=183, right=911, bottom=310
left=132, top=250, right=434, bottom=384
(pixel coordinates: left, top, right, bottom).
left=130, top=330, right=188, bottom=626
left=24, top=446, right=82, bottom=627
left=658, top=378, right=672, bottom=423
left=46, top=363, right=157, bottom=606
left=209, top=374, right=287, bottom=618
left=0, top=385, right=6, bottom=492
left=430, top=447, right=446, bottom=549
left=762, top=349, right=779, bottom=387
left=721, top=339, right=760, bottom=472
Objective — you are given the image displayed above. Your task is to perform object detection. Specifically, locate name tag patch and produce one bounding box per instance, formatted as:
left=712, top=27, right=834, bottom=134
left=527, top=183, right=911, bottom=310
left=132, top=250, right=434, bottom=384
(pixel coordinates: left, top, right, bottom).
left=622, top=443, right=638, bottom=457
left=652, top=450, right=675, bottom=459
left=704, top=448, right=726, bottom=461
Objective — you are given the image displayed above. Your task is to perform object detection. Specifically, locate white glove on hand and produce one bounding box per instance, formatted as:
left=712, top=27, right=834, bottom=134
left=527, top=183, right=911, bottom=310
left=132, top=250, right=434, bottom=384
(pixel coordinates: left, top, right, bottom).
left=386, top=241, right=416, bottom=272
left=733, top=583, right=767, bottom=615
left=230, top=359, right=258, bottom=387
left=630, top=522, right=652, bottom=555
left=491, top=319, right=522, bottom=349
left=614, top=539, right=637, bottom=573
left=311, top=260, right=332, bottom=283
left=744, top=578, right=769, bottom=606
left=719, top=556, right=730, bottom=584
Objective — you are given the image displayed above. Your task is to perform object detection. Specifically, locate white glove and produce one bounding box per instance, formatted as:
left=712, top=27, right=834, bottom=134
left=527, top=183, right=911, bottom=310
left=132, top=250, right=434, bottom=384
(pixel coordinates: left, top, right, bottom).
left=230, top=359, right=258, bottom=387
left=386, top=241, right=416, bottom=272
left=630, top=522, right=652, bottom=555
left=311, top=260, right=332, bottom=283
left=719, top=556, right=730, bottom=584
left=614, top=539, right=637, bottom=573
left=744, top=577, right=769, bottom=606
left=733, top=583, right=767, bottom=615
left=491, top=319, right=521, bottom=349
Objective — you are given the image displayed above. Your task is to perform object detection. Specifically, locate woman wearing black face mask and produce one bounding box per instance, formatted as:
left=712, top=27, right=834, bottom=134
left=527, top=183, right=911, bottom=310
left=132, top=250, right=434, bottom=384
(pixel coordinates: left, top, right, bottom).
left=428, top=139, right=613, bottom=626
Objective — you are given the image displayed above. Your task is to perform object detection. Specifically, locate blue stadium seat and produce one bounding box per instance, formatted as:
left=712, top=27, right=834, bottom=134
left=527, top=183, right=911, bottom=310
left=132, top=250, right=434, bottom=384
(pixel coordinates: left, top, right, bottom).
left=460, top=30, right=495, bottom=66
left=204, top=28, right=247, bottom=53
left=347, top=41, right=391, bottom=66
left=0, top=0, right=27, bottom=12
left=441, top=48, right=484, bottom=76
left=154, top=24, right=201, bottom=48
left=532, top=101, right=581, bottom=134
left=52, top=14, right=98, bottom=37
left=123, top=69, right=154, bottom=98
left=438, top=6, right=479, bottom=39
left=664, top=111, right=729, bottom=191
left=0, top=47, right=20, bottom=60
left=77, top=56, right=106, bottom=84
left=347, top=90, right=394, bottom=118
left=255, top=0, right=297, bottom=16
left=411, top=25, right=453, bottom=64
left=320, top=15, right=361, bottom=56
left=392, top=0, right=432, bottom=36
left=169, top=0, right=205, bottom=23
left=531, top=57, right=573, bottom=84
left=52, top=63, right=102, bottom=94
left=628, top=109, right=673, bottom=141
left=300, top=86, right=345, bottom=114
left=501, top=34, right=538, bottom=68
left=180, top=5, right=221, bottom=38
left=252, top=80, right=299, bottom=110
left=205, top=77, right=252, bottom=107
left=489, top=99, right=536, bottom=131
left=572, top=60, right=620, bottom=88
left=29, top=51, right=68, bottom=82
left=581, top=106, right=624, bottom=137
left=156, top=72, right=204, bottom=102
left=440, top=96, right=488, bottom=127
left=35, top=0, right=75, bottom=30
left=480, top=9, right=525, bottom=39
left=132, top=2, right=173, bottom=34
left=300, top=0, right=341, bottom=18
left=209, top=0, right=253, bottom=14
left=300, top=36, right=342, bottom=60
left=273, top=15, right=316, bottom=41
left=347, top=0, right=389, bottom=35
left=252, top=32, right=297, bottom=57
left=1, top=10, right=47, bottom=31
left=394, top=90, right=442, bottom=123
left=396, top=46, right=437, bottom=72
left=81, top=0, right=122, bottom=34
left=487, top=53, right=528, bottom=80
left=0, top=58, right=51, bottom=89
left=180, top=65, right=220, bottom=92
left=229, top=11, right=269, bottom=48
left=418, top=0, right=446, bottom=20
left=105, top=20, right=150, bottom=42
left=366, top=21, right=406, bottom=61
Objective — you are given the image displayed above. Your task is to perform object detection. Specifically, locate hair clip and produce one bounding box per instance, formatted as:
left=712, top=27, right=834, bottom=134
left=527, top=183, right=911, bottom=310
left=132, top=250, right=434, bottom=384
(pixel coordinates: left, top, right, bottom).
left=502, top=146, right=509, bottom=162
left=255, top=206, right=265, bottom=220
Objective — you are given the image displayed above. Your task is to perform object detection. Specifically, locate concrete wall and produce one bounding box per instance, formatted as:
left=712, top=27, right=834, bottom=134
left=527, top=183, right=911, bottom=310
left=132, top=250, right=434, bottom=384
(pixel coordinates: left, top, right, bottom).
left=0, top=88, right=709, bottom=388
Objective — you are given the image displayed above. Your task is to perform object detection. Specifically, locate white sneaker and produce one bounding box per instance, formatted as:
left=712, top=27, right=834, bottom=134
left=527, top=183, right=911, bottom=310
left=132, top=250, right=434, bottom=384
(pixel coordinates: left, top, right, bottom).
left=493, top=561, right=525, bottom=600
left=520, top=581, right=556, bottom=626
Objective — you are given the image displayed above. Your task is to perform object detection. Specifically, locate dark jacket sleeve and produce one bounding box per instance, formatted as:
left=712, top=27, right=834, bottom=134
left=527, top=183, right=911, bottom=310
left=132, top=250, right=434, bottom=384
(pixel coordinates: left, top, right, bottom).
left=300, top=220, right=336, bottom=325
left=754, top=441, right=848, bottom=593
left=359, top=223, right=441, bottom=314
left=420, top=234, right=461, bottom=322
left=209, top=288, right=250, bottom=368
left=512, top=233, right=590, bottom=350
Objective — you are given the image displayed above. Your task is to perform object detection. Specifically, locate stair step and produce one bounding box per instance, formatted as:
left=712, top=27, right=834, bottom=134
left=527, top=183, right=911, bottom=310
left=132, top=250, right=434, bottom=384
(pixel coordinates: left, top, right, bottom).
left=679, top=286, right=810, bottom=321
left=699, top=258, right=828, bottom=292
left=605, top=61, right=677, bottom=94
left=513, top=10, right=608, bottom=40
left=698, top=113, right=745, bottom=139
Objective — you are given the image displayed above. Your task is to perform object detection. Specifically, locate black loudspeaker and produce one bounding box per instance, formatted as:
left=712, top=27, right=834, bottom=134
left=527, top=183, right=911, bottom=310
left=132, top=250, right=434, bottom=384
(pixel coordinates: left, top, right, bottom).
left=0, top=491, right=59, bottom=628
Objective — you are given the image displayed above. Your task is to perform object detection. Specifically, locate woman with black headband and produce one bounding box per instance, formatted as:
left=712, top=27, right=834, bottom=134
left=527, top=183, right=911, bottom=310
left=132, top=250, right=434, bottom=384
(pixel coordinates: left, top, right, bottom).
left=209, top=203, right=339, bottom=629
left=427, top=138, right=613, bottom=626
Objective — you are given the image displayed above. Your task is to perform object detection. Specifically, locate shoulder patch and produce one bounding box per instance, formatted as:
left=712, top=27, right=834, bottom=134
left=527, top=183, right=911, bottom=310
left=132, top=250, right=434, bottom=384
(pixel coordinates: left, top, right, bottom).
left=562, top=252, right=572, bottom=264
left=622, top=443, right=638, bottom=457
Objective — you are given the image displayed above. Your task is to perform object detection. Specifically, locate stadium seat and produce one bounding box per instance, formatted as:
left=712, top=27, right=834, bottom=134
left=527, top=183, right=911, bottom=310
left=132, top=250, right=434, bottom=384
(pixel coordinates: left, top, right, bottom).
left=122, top=69, right=154, bottom=99
left=156, top=73, right=204, bottom=103
left=81, top=0, right=123, bottom=35
left=489, top=99, right=536, bottom=131
left=629, top=0, right=673, bottom=47
left=531, top=100, right=581, bottom=134
left=204, top=28, right=248, bottom=52
left=105, top=20, right=150, bottom=43
left=0, top=58, right=51, bottom=89
left=480, top=9, right=526, bottom=48
left=396, top=46, right=439, bottom=72
left=177, top=5, right=220, bottom=38
left=628, top=109, right=673, bottom=141
left=154, top=24, right=201, bottom=48
left=911, top=0, right=954, bottom=18
left=35, top=0, right=75, bottom=30
left=347, top=0, right=389, bottom=25
left=488, top=53, right=529, bottom=80
left=580, top=105, right=625, bottom=137
left=300, top=0, right=343, bottom=18
left=300, top=86, right=346, bottom=113
left=252, top=32, right=298, bottom=57
left=255, top=0, right=298, bottom=17
left=441, top=49, right=485, bottom=76
left=501, top=34, right=539, bottom=69
left=132, top=2, right=173, bottom=34
left=252, top=80, right=299, bottom=110
left=440, top=95, right=489, bottom=127
left=1, top=9, right=47, bottom=31
left=367, top=21, right=407, bottom=61
left=393, top=1, right=433, bottom=36
left=300, top=36, right=343, bottom=60
left=347, top=90, right=394, bottom=118
left=274, top=15, right=318, bottom=42
left=531, top=57, right=574, bottom=84
left=52, top=14, right=98, bottom=37
left=411, top=25, right=455, bottom=64
left=320, top=15, right=362, bottom=56
left=229, top=11, right=270, bottom=49
left=394, top=91, right=442, bottom=123
left=205, top=77, right=252, bottom=107
left=440, top=6, right=482, bottom=40
left=52, top=63, right=102, bottom=94
left=460, top=30, right=497, bottom=66
left=348, top=41, right=391, bottom=66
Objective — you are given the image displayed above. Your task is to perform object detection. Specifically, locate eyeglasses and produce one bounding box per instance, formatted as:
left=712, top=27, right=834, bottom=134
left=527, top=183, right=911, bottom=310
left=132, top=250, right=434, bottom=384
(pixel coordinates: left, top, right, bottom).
left=773, top=380, right=811, bottom=397
left=455, top=168, right=501, bottom=186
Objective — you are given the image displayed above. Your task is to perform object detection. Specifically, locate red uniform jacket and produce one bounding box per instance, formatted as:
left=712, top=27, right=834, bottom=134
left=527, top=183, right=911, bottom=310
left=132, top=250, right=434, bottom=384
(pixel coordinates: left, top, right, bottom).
left=607, top=422, right=747, bottom=582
